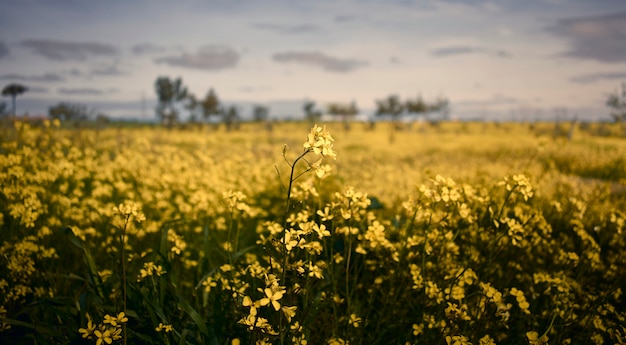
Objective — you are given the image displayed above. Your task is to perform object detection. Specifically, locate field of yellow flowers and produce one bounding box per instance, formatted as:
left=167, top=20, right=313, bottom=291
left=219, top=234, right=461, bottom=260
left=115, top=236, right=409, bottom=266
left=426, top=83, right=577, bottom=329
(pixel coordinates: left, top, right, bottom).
left=1, top=120, right=625, bottom=345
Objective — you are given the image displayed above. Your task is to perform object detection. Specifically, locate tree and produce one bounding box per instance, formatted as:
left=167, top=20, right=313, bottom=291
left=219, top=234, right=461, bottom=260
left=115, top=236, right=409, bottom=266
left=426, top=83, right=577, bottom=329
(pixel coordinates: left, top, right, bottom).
left=606, top=82, right=626, bottom=122
left=428, top=96, right=450, bottom=122
left=376, top=95, right=405, bottom=120
left=327, top=101, right=358, bottom=131
left=252, top=105, right=269, bottom=122
left=303, top=100, right=321, bottom=123
left=49, top=102, right=94, bottom=122
left=223, top=105, right=240, bottom=131
left=405, top=95, right=427, bottom=114
left=155, top=77, right=188, bottom=127
left=200, top=88, right=221, bottom=121
left=2, top=83, right=28, bottom=116
left=185, top=94, right=199, bottom=122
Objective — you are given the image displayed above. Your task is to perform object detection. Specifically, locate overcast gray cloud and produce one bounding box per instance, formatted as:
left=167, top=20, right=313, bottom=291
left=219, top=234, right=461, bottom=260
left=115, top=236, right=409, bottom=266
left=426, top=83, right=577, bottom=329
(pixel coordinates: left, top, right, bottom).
left=252, top=23, right=318, bottom=34
left=272, top=51, right=368, bottom=72
left=570, top=71, right=626, bottom=83
left=0, top=72, right=65, bottom=82
left=28, top=86, right=49, bottom=94
left=431, top=45, right=511, bottom=58
left=132, top=43, right=167, bottom=55
left=549, top=11, right=626, bottom=63
left=154, top=45, right=240, bottom=71
left=0, top=42, right=9, bottom=59
left=20, top=39, right=118, bottom=61
left=90, top=64, right=128, bottom=77
left=58, top=87, right=118, bottom=95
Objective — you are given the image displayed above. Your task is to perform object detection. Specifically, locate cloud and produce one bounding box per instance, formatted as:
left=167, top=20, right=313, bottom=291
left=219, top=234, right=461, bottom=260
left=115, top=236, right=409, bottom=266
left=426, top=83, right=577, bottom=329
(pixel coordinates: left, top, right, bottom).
left=132, top=43, right=167, bottom=55
left=28, top=86, right=49, bottom=94
left=272, top=51, right=368, bottom=72
left=431, top=45, right=511, bottom=58
left=19, top=39, right=118, bottom=61
left=548, top=11, right=626, bottom=63
left=0, top=72, right=65, bottom=82
left=154, top=45, right=240, bottom=71
left=252, top=23, right=318, bottom=34
left=334, top=15, right=357, bottom=23
left=0, top=42, right=9, bottom=59
left=90, top=64, right=127, bottom=77
left=570, top=71, right=626, bottom=83
left=58, top=87, right=118, bottom=95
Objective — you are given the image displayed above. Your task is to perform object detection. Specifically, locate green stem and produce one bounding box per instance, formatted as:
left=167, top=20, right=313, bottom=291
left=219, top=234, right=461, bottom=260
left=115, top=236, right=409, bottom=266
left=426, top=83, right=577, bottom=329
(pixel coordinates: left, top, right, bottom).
left=279, top=149, right=310, bottom=345
left=121, top=215, right=130, bottom=345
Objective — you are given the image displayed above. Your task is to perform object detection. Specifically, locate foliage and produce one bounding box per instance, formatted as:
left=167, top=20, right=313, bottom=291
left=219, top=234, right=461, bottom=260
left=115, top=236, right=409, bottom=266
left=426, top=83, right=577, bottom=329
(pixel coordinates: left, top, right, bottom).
left=48, top=102, right=96, bottom=122
left=303, top=101, right=321, bottom=123
left=1, top=83, right=28, bottom=115
left=201, top=88, right=221, bottom=121
left=253, top=105, right=269, bottom=123
left=0, top=121, right=625, bottom=345
left=606, top=82, right=626, bottom=123
left=155, top=77, right=188, bottom=127
left=327, top=102, right=358, bottom=118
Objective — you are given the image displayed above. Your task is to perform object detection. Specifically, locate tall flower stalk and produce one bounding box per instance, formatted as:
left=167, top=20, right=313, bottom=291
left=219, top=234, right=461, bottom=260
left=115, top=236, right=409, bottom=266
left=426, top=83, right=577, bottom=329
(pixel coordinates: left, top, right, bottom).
left=276, top=124, right=336, bottom=342
left=112, top=202, right=146, bottom=345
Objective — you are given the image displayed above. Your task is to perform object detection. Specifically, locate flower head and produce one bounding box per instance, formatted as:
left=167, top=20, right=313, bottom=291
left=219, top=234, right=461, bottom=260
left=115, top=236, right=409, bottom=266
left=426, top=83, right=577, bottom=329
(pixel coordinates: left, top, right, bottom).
left=303, top=124, right=336, bottom=159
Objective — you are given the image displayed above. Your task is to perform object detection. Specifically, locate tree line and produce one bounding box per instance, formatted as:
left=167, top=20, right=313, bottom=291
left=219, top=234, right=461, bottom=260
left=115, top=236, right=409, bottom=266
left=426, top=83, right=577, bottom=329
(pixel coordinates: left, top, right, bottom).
left=153, top=76, right=451, bottom=128
left=1, top=80, right=626, bottom=126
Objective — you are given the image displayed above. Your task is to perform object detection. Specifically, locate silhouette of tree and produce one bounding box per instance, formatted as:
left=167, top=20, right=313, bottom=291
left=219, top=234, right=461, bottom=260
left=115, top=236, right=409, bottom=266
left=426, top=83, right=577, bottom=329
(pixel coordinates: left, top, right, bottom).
left=428, top=96, right=450, bottom=123
left=607, top=82, right=626, bottom=122
left=376, top=95, right=405, bottom=120
left=201, top=88, right=221, bottom=122
left=327, top=101, right=357, bottom=131
left=185, top=94, right=199, bottom=122
left=2, top=83, right=28, bottom=116
left=252, top=105, right=269, bottom=122
left=49, top=102, right=94, bottom=122
left=405, top=95, right=427, bottom=114
left=0, top=101, right=7, bottom=116
left=303, top=100, right=321, bottom=123
left=223, top=105, right=239, bottom=131
left=155, top=77, right=188, bottom=127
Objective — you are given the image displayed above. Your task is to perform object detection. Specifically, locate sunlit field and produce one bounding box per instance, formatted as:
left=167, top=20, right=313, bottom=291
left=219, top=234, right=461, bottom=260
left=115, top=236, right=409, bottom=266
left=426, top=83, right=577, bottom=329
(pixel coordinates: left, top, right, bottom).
left=1, top=120, right=625, bottom=345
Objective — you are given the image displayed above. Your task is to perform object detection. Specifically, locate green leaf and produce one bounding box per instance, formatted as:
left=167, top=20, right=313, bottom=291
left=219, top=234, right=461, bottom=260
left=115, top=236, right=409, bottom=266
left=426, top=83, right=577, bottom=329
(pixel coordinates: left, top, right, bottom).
left=65, top=227, right=105, bottom=300
left=176, top=295, right=218, bottom=345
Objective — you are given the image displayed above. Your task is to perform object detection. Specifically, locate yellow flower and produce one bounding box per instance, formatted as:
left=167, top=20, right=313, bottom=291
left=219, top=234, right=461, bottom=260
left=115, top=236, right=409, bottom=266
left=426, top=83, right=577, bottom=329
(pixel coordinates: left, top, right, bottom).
left=479, top=335, right=495, bottom=345
left=156, top=323, right=174, bottom=332
left=303, top=124, right=336, bottom=159
left=349, top=313, right=362, bottom=327
left=281, top=305, right=297, bottom=322
left=259, top=287, right=284, bottom=311
left=94, top=326, right=114, bottom=345
left=78, top=315, right=95, bottom=338
left=526, top=331, right=549, bottom=345
left=116, top=312, right=128, bottom=324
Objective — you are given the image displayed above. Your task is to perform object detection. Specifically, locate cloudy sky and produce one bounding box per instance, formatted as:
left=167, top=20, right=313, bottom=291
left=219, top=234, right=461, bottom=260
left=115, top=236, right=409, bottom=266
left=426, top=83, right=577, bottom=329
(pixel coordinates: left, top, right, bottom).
left=1, top=0, right=625, bottom=120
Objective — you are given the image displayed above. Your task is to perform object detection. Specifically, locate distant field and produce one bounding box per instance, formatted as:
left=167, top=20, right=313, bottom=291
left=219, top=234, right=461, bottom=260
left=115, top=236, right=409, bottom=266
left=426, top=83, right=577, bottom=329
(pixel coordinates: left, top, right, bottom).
left=1, top=120, right=625, bottom=344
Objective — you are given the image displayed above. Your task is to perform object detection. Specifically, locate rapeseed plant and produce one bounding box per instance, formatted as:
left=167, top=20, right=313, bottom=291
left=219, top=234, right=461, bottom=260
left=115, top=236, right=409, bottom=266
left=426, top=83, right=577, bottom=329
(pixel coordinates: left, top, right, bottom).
left=0, top=121, right=625, bottom=344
